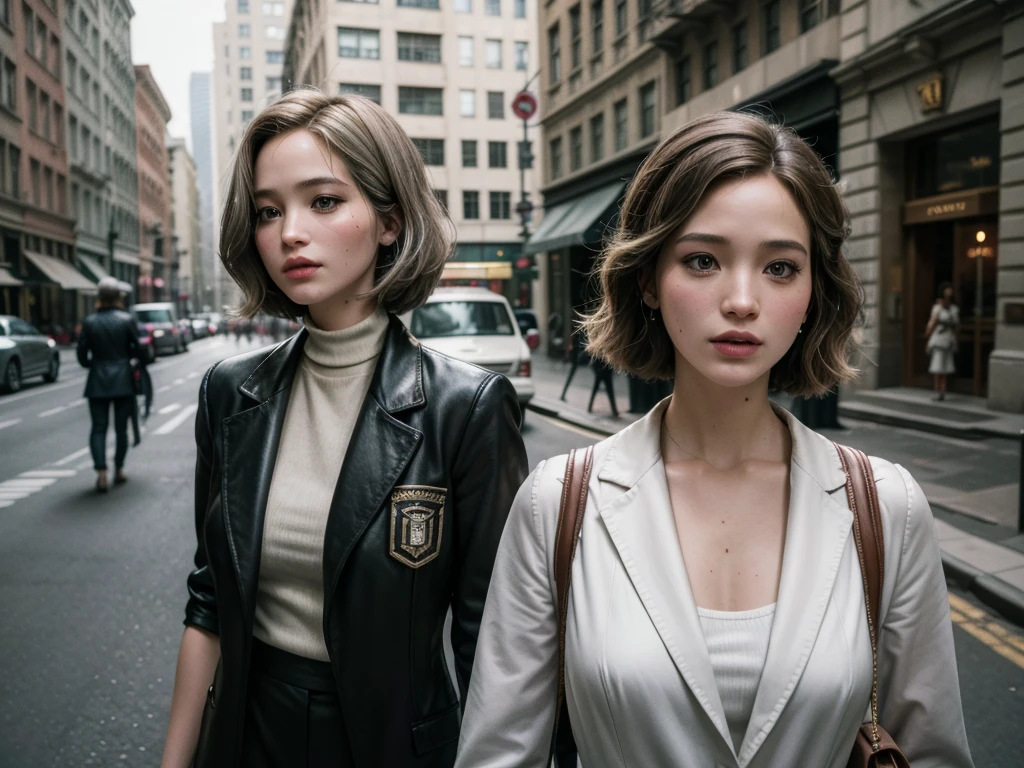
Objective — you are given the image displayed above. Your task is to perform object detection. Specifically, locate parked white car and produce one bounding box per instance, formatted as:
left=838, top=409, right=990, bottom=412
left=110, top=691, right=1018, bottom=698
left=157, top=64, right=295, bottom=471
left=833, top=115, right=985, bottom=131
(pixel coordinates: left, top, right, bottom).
left=402, top=287, right=536, bottom=425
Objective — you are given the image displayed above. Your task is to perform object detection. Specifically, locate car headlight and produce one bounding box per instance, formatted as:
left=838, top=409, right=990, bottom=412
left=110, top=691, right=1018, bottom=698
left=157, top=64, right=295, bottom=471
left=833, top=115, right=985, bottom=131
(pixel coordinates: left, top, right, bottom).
left=153, top=330, right=165, bottom=338
left=47, top=338, right=56, bottom=348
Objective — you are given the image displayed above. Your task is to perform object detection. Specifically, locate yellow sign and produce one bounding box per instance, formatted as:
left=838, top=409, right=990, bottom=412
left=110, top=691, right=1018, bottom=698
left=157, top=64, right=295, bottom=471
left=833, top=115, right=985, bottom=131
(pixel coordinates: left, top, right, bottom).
left=926, top=200, right=966, bottom=217
left=917, top=74, right=943, bottom=112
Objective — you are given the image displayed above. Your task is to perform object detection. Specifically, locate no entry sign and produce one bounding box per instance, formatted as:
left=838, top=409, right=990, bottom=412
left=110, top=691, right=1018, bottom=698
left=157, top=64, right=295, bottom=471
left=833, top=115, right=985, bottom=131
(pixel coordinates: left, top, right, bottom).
left=512, top=91, right=537, bottom=121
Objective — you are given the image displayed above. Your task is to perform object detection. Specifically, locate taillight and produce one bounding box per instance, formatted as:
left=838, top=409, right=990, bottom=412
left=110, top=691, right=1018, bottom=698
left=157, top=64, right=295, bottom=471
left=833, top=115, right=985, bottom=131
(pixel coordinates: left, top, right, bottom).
left=145, top=323, right=154, bottom=333
left=517, top=360, right=531, bottom=377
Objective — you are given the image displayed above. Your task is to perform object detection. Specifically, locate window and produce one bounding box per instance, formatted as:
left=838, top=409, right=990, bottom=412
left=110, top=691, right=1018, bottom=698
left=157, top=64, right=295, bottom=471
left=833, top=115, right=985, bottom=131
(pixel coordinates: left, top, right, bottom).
left=237, top=0, right=250, bottom=12
left=733, top=21, right=748, bottom=72
left=591, top=0, right=603, bottom=55
left=549, top=136, right=563, bottom=179
left=675, top=55, right=690, bottom=105
left=461, top=140, right=477, bottom=168
left=485, top=0, right=500, bottom=15
left=240, top=87, right=253, bottom=101
left=240, top=46, right=251, bottom=59
left=703, top=42, right=718, bottom=89
left=30, top=159, right=40, bottom=206
left=398, top=33, right=441, bottom=63
left=241, top=109, right=254, bottom=124
left=639, top=81, right=655, bottom=138
left=8, top=145, right=18, bottom=197
left=638, top=0, right=652, bottom=19
left=459, top=36, right=474, bottom=66
left=590, top=112, right=604, bottom=163
left=263, top=2, right=285, bottom=14
left=569, top=125, right=582, bottom=171
left=399, top=86, right=443, bottom=115
left=339, top=0, right=378, bottom=3
left=614, top=0, right=626, bottom=36
left=266, top=76, right=282, bottom=91
left=26, top=79, right=36, bottom=132
left=433, top=189, right=447, bottom=211
left=338, top=28, right=380, bottom=59
left=514, top=0, right=526, bottom=17
left=463, top=190, right=479, bottom=219
left=1, top=0, right=11, bottom=25
left=24, top=6, right=34, bottom=57
left=548, top=24, right=561, bottom=84
left=460, top=89, right=475, bottom=117
left=69, top=115, right=78, bottom=158
left=40, top=91, right=49, bottom=140
left=397, top=0, right=439, bottom=7
left=613, top=98, right=627, bottom=151
left=489, top=191, right=510, bottom=219
left=266, top=26, right=285, bottom=40
left=3, top=59, right=15, bottom=112
left=569, top=4, right=581, bottom=70
left=800, top=0, right=821, bottom=33
left=338, top=82, right=381, bottom=103
left=266, top=50, right=284, bottom=63
left=43, top=166, right=52, bottom=210
left=487, top=91, right=504, bottom=119
left=514, top=41, right=528, bottom=71
left=239, top=23, right=251, bottom=37
left=454, top=0, right=471, bottom=12
left=763, top=1, right=780, bottom=54
left=488, top=141, right=507, bottom=168
left=412, top=137, right=444, bottom=165
left=485, top=39, right=502, bottom=69
left=240, top=66, right=252, bottom=80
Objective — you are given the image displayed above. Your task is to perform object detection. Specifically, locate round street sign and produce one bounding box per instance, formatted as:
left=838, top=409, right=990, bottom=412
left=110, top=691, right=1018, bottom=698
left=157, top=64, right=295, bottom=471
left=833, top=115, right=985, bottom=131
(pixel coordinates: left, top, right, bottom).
left=511, top=91, right=538, bottom=121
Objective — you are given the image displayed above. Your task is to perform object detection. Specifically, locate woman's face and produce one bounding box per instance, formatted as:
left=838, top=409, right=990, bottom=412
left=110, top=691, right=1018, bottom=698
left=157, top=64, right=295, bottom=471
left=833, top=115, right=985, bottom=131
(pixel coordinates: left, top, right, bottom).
left=942, top=287, right=954, bottom=304
left=647, top=174, right=813, bottom=390
left=253, top=129, right=399, bottom=319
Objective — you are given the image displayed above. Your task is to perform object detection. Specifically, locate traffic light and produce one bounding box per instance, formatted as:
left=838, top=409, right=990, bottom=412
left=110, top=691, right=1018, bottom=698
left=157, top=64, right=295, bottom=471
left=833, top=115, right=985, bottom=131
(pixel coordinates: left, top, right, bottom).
left=518, top=140, right=534, bottom=169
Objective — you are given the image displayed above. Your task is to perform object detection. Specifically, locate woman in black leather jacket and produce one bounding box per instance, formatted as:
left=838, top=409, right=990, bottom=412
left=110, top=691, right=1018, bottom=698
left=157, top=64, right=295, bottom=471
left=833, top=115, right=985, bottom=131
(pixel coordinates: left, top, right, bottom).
left=160, top=89, right=528, bottom=768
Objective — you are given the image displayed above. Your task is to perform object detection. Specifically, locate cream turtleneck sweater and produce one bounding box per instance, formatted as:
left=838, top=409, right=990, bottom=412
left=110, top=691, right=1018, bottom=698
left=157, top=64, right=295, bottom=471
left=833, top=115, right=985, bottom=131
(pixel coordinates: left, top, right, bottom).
left=253, top=309, right=389, bottom=660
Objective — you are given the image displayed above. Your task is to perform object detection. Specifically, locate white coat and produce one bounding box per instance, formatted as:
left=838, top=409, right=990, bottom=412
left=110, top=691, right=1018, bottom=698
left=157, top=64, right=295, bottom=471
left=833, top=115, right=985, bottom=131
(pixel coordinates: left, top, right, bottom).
left=456, top=400, right=973, bottom=768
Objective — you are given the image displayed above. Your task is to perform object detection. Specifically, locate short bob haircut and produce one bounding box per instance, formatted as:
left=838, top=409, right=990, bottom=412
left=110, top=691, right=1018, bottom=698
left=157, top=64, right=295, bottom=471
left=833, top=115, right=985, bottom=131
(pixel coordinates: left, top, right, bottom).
left=220, top=88, right=456, bottom=319
left=583, top=110, right=862, bottom=397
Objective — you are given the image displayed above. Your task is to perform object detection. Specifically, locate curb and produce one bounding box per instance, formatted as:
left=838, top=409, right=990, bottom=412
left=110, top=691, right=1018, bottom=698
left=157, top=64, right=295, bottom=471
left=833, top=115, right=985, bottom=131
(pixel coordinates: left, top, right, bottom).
left=526, top=400, right=617, bottom=438
left=838, top=402, right=1019, bottom=441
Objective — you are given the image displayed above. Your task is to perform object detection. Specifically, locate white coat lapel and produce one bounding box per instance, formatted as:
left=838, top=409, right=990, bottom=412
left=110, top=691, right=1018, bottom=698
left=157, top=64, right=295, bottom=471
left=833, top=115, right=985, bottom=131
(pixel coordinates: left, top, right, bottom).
left=596, top=401, right=735, bottom=752
left=737, top=408, right=852, bottom=765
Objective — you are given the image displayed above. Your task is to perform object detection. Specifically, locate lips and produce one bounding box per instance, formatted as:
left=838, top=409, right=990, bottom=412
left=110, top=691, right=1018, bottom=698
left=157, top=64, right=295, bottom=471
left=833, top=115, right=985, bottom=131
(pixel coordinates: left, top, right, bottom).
left=282, top=256, right=321, bottom=279
left=710, top=331, right=763, bottom=359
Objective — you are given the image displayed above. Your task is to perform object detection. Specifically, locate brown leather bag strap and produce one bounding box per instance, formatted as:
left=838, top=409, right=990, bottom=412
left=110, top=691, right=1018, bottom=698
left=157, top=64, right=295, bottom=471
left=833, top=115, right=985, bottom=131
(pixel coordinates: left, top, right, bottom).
left=550, top=446, right=594, bottom=766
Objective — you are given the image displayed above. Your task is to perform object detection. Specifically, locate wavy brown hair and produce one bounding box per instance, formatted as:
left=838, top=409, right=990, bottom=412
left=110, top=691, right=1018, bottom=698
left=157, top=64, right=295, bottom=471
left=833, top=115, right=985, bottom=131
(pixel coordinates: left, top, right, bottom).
left=219, top=88, right=456, bottom=319
left=583, top=111, right=861, bottom=397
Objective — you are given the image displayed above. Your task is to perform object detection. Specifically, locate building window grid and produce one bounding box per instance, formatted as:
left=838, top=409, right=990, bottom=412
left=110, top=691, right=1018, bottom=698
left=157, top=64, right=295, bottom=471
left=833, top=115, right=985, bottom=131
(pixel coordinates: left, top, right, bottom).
left=489, top=191, right=510, bottom=219
left=459, top=36, right=474, bottom=67
left=338, top=27, right=380, bottom=59
left=763, top=1, right=780, bottom=54
left=398, top=86, right=443, bottom=115
left=241, top=87, right=253, bottom=102
left=488, top=141, right=507, bottom=168
left=485, top=0, right=500, bottom=16
left=569, top=125, right=582, bottom=172
left=591, top=0, right=603, bottom=55
left=675, top=55, right=691, bottom=105
left=487, top=91, right=504, bottom=119
left=485, top=39, right=502, bottom=69
left=703, top=42, right=718, bottom=89
left=463, top=190, right=479, bottom=219
left=614, top=0, right=626, bottom=37
left=398, top=32, right=442, bottom=63
left=548, top=24, right=561, bottom=84
left=514, top=0, right=525, bottom=17
left=639, top=81, right=655, bottom=138
left=462, top=140, right=477, bottom=168
left=240, top=66, right=252, bottom=80
left=397, top=0, right=439, bottom=7
left=613, top=98, right=627, bottom=152
left=412, top=138, right=444, bottom=165
left=549, top=136, right=563, bottom=179
left=460, top=89, right=475, bottom=117
left=733, top=20, right=748, bottom=72
left=514, top=41, right=528, bottom=71
left=590, top=112, right=604, bottom=163
left=239, top=23, right=251, bottom=38
left=338, top=82, right=381, bottom=103
left=569, top=4, right=582, bottom=71
left=799, top=0, right=821, bottom=33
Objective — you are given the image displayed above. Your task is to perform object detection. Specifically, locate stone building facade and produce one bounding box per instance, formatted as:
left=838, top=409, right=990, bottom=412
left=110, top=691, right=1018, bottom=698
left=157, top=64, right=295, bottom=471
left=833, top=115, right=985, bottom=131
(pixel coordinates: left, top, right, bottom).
left=133, top=64, right=171, bottom=304
left=167, top=136, right=201, bottom=316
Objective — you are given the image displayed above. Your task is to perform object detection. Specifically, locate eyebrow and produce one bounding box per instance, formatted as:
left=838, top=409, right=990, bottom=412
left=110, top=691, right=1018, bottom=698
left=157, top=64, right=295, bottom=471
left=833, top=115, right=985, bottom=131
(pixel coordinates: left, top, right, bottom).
left=254, top=176, right=349, bottom=199
left=675, top=232, right=808, bottom=256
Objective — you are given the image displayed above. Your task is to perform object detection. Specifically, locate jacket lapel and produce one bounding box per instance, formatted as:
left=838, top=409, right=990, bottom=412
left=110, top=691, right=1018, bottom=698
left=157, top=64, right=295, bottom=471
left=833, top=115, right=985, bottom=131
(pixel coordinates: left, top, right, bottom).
left=596, top=401, right=736, bottom=752
left=737, top=407, right=852, bottom=765
left=221, top=334, right=306, bottom=619
left=322, top=317, right=425, bottom=641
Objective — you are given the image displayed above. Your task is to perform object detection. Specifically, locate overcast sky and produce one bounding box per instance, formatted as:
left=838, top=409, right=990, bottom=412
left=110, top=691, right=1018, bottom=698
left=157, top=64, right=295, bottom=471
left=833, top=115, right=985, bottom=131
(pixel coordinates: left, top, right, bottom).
left=130, top=0, right=226, bottom=151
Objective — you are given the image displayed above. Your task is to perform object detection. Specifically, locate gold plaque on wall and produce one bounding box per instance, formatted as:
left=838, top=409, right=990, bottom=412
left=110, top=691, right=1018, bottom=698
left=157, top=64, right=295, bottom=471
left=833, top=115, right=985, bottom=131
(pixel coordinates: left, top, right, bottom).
left=917, top=73, right=944, bottom=112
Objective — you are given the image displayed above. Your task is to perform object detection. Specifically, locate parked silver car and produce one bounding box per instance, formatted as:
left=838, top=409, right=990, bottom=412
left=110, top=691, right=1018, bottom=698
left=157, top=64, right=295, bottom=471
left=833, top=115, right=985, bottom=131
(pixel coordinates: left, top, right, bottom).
left=130, top=302, right=187, bottom=355
left=0, top=315, right=60, bottom=393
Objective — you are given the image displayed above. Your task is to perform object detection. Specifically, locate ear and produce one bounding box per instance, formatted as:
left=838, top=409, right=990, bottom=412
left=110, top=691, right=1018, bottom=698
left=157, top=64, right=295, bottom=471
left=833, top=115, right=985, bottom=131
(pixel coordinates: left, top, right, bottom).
left=378, top=208, right=403, bottom=247
left=637, top=267, right=660, bottom=310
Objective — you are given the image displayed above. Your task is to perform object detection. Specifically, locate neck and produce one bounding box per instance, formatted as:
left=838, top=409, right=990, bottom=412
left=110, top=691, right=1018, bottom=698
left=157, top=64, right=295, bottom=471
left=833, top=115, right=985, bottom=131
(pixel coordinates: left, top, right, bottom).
left=662, top=360, right=789, bottom=470
left=307, top=294, right=378, bottom=332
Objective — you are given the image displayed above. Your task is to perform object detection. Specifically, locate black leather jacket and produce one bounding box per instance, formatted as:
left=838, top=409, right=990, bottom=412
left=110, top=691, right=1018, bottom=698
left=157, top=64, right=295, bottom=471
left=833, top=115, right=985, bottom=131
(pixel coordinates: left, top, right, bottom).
left=77, top=308, right=139, bottom=399
left=186, top=315, right=528, bottom=768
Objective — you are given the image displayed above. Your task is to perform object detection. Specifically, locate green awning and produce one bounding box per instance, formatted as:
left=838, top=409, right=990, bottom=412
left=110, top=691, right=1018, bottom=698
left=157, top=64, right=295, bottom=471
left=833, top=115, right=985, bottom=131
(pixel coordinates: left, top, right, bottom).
left=24, top=250, right=97, bottom=292
left=78, top=253, right=111, bottom=282
left=524, top=181, right=624, bottom=255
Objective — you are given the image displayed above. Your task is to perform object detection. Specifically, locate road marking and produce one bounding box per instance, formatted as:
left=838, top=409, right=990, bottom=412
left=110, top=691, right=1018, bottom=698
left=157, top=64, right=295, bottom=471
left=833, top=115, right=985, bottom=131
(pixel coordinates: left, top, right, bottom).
left=0, top=376, right=85, bottom=405
left=0, top=501, right=13, bottom=508
left=53, top=447, right=90, bottom=466
left=187, top=371, right=200, bottom=379
left=157, top=403, right=182, bottom=415
left=1, top=478, right=58, bottom=489
left=156, top=385, right=171, bottom=394
left=153, top=404, right=198, bottom=435
left=173, top=378, right=185, bottom=386
left=0, top=490, right=32, bottom=499
left=0, top=418, right=22, bottom=430
left=949, top=593, right=1024, bottom=669
left=535, top=412, right=607, bottom=441
left=74, top=459, right=94, bottom=471
left=20, top=470, right=78, bottom=478
left=39, top=405, right=70, bottom=418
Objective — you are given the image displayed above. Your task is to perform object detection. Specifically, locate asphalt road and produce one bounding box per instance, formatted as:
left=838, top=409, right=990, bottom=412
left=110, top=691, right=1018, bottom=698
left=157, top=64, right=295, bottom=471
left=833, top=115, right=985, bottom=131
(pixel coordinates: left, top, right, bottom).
left=0, top=336, right=1022, bottom=766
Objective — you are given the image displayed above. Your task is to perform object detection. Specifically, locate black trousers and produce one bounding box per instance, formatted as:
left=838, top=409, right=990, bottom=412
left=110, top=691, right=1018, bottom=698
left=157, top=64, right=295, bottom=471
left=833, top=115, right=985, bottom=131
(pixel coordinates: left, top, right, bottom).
left=88, top=397, right=133, bottom=471
left=241, top=638, right=353, bottom=768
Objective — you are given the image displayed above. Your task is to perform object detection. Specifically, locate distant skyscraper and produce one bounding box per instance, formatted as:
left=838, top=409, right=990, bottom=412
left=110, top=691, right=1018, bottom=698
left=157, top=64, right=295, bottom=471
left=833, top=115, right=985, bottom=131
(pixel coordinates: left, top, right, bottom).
left=190, top=72, right=219, bottom=311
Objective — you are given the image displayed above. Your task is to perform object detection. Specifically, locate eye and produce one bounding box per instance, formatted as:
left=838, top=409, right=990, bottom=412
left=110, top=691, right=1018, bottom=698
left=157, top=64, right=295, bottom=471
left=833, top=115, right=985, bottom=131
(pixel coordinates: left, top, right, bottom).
left=765, top=261, right=799, bottom=279
left=682, top=253, right=718, bottom=273
left=256, top=206, right=280, bottom=223
left=312, top=195, right=340, bottom=213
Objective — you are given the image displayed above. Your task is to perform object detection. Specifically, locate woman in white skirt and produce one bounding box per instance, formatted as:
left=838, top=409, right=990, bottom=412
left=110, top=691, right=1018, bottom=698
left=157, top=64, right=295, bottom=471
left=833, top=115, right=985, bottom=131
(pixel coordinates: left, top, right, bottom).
left=925, top=282, right=959, bottom=401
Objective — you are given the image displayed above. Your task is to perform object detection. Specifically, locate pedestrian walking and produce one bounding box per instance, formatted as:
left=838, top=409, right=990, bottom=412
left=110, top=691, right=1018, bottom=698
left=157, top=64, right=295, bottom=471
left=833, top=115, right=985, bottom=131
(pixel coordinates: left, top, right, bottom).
left=587, top=357, right=619, bottom=417
left=559, top=321, right=588, bottom=401
left=925, top=282, right=959, bottom=401
left=76, top=277, right=140, bottom=493
left=161, top=89, right=528, bottom=768
left=456, top=111, right=972, bottom=767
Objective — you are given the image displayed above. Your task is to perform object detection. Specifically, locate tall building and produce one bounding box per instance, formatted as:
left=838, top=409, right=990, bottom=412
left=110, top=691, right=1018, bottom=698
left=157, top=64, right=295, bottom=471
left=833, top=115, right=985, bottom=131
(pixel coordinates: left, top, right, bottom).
left=133, top=64, right=172, bottom=304
left=168, top=137, right=201, bottom=317
left=65, top=0, right=141, bottom=294
left=0, top=2, right=25, bottom=318
left=189, top=71, right=219, bottom=312
left=283, top=0, right=542, bottom=307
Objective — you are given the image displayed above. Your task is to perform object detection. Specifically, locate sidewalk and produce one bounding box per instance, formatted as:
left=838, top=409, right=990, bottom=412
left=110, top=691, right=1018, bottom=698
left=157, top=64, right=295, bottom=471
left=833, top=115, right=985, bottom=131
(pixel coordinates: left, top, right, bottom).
left=527, top=355, right=1024, bottom=626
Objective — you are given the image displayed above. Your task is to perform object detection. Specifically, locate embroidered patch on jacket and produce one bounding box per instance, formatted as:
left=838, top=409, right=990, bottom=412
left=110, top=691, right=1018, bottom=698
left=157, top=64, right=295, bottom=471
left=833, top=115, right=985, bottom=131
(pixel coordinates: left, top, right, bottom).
left=389, top=485, right=447, bottom=568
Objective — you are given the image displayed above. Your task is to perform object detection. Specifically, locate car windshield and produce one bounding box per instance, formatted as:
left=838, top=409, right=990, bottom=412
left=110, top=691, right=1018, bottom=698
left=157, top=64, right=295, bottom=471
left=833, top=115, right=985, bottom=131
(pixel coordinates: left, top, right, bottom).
left=411, top=301, right=515, bottom=338
left=134, top=309, right=173, bottom=323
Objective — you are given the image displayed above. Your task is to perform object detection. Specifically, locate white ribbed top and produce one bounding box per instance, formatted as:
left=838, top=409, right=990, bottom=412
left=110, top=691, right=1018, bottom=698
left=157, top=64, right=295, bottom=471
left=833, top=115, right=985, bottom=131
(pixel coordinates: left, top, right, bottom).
left=696, top=602, right=776, bottom=754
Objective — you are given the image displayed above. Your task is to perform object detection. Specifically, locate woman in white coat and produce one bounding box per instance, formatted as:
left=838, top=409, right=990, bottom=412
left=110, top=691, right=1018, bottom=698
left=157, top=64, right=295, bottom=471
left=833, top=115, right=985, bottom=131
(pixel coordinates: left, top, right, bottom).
left=455, top=111, right=972, bottom=768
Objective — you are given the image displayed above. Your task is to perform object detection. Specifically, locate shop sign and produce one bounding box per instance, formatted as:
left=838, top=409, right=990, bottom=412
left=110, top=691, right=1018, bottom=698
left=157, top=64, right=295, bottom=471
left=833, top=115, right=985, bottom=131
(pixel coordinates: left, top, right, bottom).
left=966, top=245, right=994, bottom=259
left=916, top=73, right=943, bottom=113
left=903, top=186, right=999, bottom=225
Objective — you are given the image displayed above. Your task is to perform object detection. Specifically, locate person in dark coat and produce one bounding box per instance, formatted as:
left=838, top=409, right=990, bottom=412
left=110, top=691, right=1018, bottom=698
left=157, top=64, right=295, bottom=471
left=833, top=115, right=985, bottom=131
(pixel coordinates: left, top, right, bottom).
left=588, top=357, right=620, bottom=417
left=77, top=277, right=140, bottom=492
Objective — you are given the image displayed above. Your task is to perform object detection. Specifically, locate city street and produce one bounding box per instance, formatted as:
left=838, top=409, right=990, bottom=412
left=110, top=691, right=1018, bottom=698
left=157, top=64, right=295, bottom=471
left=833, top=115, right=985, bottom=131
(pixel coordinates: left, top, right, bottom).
left=0, top=337, right=1022, bottom=765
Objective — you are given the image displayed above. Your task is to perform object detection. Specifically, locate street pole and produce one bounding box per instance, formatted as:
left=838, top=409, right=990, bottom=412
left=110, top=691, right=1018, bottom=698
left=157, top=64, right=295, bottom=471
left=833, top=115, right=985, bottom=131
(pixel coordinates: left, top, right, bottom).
left=1019, top=428, right=1023, bottom=534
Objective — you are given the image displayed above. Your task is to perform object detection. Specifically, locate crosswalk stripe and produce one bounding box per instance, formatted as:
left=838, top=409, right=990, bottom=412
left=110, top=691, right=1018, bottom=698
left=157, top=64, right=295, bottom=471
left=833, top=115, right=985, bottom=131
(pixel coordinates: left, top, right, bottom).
left=1, top=478, right=58, bottom=489
left=0, top=501, right=14, bottom=508
left=20, top=470, right=77, bottom=478
left=0, top=490, right=33, bottom=499
left=158, top=403, right=182, bottom=415
left=153, top=404, right=199, bottom=436
left=0, top=418, right=22, bottom=430
left=39, top=405, right=69, bottom=418
left=53, top=448, right=90, bottom=466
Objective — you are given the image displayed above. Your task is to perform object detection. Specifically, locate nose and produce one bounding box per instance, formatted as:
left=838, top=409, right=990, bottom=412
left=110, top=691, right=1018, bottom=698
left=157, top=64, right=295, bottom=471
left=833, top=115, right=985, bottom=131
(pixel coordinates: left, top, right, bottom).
left=281, top=209, right=310, bottom=248
left=720, top=270, right=760, bottom=319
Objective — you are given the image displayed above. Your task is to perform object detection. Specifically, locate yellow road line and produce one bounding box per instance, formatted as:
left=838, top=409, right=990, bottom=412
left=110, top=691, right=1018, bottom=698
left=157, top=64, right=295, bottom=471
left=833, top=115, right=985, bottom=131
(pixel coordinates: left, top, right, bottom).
left=535, top=412, right=607, bottom=441
left=948, top=593, right=1024, bottom=669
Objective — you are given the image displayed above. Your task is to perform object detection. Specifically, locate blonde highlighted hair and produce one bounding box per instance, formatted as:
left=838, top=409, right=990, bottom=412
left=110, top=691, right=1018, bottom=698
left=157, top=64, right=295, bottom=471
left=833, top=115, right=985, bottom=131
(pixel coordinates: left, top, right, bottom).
left=219, top=88, right=456, bottom=318
left=583, top=111, right=862, bottom=397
